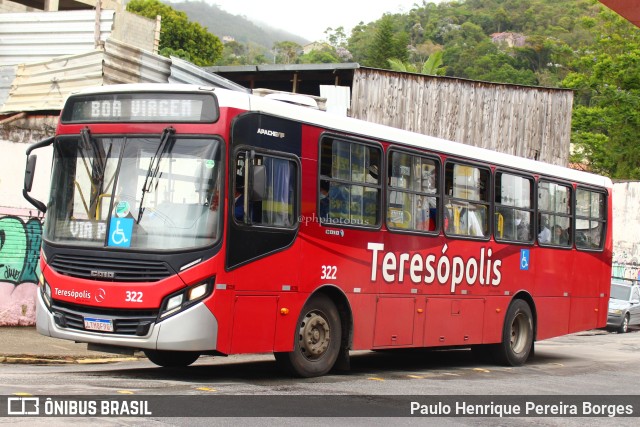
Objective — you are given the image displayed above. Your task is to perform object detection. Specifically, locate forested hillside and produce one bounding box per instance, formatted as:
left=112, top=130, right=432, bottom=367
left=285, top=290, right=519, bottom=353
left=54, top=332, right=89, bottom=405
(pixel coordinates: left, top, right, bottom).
left=153, top=0, right=639, bottom=179
left=166, top=1, right=308, bottom=63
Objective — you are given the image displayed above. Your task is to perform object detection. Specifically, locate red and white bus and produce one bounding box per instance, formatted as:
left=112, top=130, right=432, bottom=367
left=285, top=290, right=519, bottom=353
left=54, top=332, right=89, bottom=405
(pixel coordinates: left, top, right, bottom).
left=24, top=84, right=612, bottom=377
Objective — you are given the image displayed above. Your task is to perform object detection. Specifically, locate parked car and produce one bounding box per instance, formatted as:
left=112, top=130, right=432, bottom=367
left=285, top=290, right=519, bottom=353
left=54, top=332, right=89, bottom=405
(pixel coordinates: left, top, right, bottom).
left=607, top=278, right=640, bottom=333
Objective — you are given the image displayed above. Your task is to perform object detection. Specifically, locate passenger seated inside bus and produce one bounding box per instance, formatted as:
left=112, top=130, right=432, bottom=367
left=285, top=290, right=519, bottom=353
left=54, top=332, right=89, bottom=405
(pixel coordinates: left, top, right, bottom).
left=552, top=224, right=569, bottom=245
left=538, top=216, right=551, bottom=243
left=446, top=204, right=485, bottom=237
left=319, top=179, right=349, bottom=222
left=516, top=216, right=531, bottom=241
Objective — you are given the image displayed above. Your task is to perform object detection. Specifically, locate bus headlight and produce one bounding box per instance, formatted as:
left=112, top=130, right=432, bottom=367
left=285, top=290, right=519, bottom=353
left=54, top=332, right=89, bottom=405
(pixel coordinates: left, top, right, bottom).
left=166, top=294, right=184, bottom=312
left=41, top=282, right=52, bottom=308
left=159, top=278, right=214, bottom=320
left=188, top=283, right=208, bottom=300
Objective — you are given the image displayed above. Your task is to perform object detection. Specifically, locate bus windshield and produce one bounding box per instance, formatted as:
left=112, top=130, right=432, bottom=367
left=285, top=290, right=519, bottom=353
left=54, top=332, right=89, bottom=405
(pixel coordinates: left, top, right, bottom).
left=44, top=133, right=222, bottom=251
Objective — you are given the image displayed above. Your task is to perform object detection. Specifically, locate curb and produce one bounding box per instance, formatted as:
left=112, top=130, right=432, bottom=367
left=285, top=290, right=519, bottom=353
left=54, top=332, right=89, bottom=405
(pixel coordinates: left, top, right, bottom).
left=0, top=355, right=141, bottom=365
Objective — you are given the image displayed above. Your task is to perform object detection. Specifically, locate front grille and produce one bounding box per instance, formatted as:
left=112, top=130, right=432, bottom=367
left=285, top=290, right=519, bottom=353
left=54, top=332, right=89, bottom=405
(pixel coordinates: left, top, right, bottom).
left=49, top=254, right=173, bottom=282
left=51, top=301, right=158, bottom=336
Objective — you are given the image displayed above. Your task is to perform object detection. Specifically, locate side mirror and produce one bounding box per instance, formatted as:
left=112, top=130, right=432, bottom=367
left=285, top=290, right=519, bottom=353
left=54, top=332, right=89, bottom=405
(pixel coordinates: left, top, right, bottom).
left=23, top=136, right=54, bottom=213
left=251, top=164, right=266, bottom=201
left=24, top=154, right=37, bottom=192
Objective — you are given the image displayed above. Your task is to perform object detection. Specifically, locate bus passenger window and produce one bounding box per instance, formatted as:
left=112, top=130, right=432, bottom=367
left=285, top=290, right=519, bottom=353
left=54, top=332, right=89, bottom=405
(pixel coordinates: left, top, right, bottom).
left=319, top=137, right=381, bottom=227
left=538, top=181, right=572, bottom=247
left=444, top=162, right=489, bottom=238
left=387, top=151, right=439, bottom=233
left=234, top=152, right=298, bottom=228
left=494, top=172, right=534, bottom=243
left=575, top=188, right=606, bottom=250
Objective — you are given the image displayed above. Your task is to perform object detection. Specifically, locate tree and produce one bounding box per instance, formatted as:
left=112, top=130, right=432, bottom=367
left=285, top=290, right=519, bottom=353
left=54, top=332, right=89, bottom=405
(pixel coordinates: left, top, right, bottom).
left=126, top=0, right=223, bottom=66
left=421, top=51, right=444, bottom=75
left=388, top=51, right=444, bottom=76
left=347, top=21, right=376, bottom=64
left=324, top=26, right=348, bottom=49
left=323, top=26, right=353, bottom=62
left=562, top=9, right=640, bottom=178
left=299, top=49, right=341, bottom=64
left=217, top=41, right=249, bottom=66
left=273, top=41, right=302, bottom=64
left=366, top=15, right=409, bottom=69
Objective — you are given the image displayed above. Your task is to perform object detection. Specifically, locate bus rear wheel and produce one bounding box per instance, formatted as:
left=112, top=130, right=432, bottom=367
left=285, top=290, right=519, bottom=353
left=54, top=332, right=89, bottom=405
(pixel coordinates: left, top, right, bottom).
left=275, top=294, right=342, bottom=378
left=494, top=299, right=533, bottom=366
left=144, top=350, right=200, bottom=367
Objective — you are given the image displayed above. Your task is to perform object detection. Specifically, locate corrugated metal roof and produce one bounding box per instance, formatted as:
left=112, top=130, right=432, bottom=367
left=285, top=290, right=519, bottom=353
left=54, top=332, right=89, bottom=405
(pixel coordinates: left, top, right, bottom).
left=103, top=38, right=170, bottom=85
left=169, top=56, right=250, bottom=93
left=1, top=50, right=104, bottom=113
left=0, top=66, right=17, bottom=110
left=0, top=10, right=114, bottom=66
left=0, top=34, right=260, bottom=113
left=206, top=63, right=360, bottom=74
left=0, top=38, right=172, bottom=113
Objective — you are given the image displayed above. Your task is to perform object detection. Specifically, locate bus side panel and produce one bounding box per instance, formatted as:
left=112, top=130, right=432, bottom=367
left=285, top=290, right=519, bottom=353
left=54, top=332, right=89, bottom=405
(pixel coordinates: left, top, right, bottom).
left=230, top=296, right=278, bottom=353
left=423, top=298, right=486, bottom=347
left=273, top=292, right=307, bottom=352
left=350, top=294, right=377, bottom=350
left=205, top=287, right=235, bottom=354
left=534, top=297, right=570, bottom=340
left=568, top=297, right=601, bottom=333
left=372, top=297, right=416, bottom=347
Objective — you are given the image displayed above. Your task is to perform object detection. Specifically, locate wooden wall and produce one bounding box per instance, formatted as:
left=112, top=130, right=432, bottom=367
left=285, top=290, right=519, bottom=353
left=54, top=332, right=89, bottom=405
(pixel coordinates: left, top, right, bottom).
left=351, top=68, right=573, bottom=166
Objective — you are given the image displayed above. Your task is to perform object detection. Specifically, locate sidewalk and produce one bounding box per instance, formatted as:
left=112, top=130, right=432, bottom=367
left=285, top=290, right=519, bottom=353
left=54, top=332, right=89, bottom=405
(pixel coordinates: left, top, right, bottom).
left=0, top=326, right=140, bottom=364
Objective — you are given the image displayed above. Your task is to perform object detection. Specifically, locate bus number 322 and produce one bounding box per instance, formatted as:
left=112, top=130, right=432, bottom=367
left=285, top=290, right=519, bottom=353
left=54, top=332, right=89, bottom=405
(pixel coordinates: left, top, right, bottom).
left=321, top=265, right=337, bottom=280
left=125, top=291, right=143, bottom=303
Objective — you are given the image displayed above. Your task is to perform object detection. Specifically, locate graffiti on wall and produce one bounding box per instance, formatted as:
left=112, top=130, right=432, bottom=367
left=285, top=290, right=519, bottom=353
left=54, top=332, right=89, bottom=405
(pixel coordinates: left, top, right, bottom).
left=612, top=249, right=640, bottom=281
left=0, top=213, right=43, bottom=326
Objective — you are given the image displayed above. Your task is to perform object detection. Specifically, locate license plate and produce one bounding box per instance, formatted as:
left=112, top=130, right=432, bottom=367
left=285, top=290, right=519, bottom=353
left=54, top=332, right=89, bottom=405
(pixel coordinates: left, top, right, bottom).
left=84, top=317, right=114, bottom=332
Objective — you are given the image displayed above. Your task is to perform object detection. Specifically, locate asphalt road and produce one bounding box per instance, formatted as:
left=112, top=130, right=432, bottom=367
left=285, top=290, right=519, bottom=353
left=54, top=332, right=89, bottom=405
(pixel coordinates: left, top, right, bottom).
left=1, top=328, right=639, bottom=426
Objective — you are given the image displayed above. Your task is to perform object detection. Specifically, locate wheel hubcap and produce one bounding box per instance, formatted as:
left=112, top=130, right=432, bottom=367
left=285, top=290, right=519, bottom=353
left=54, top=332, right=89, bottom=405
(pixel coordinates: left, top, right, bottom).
left=510, top=312, right=530, bottom=354
left=299, top=311, right=331, bottom=360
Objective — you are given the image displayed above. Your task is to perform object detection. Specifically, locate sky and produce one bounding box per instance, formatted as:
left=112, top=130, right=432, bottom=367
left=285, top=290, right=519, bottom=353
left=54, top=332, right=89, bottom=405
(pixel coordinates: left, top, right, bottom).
left=204, top=0, right=443, bottom=42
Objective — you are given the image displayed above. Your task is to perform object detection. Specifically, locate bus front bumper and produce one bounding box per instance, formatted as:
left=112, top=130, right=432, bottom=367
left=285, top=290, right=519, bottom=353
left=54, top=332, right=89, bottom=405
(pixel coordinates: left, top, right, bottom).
left=36, top=291, right=218, bottom=352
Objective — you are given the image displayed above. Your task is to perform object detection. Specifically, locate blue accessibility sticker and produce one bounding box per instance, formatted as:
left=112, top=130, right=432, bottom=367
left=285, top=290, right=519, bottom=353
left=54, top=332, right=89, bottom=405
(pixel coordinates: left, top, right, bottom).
left=108, top=217, right=133, bottom=247
left=520, top=249, right=530, bottom=270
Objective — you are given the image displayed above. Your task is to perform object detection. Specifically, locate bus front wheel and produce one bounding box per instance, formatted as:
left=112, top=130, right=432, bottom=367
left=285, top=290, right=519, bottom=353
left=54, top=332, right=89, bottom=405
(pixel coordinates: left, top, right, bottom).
left=275, top=294, right=342, bottom=378
left=144, top=350, right=200, bottom=367
left=494, top=299, right=533, bottom=366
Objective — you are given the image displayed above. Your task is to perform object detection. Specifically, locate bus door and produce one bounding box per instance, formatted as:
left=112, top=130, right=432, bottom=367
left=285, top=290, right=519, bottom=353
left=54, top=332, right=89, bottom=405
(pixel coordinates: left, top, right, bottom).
left=225, top=113, right=302, bottom=353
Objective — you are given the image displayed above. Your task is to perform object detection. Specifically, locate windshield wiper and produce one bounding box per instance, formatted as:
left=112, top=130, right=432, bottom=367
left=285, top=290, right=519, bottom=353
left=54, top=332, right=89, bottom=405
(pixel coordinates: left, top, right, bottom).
left=137, top=127, right=176, bottom=223
left=80, top=127, right=112, bottom=218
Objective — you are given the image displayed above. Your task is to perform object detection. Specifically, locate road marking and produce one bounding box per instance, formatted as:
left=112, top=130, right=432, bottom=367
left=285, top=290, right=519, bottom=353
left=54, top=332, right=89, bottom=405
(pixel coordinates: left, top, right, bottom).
left=12, top=392, right=33, bottom=396
left=407, top=375, right=424, bottom=379
left=196, top=387, right=217, bottom=392
left=117, top=390, right=135, bottom=394
left=367, top=377, right=385, bottom=381
left=472, top=368, right=490, bottom=373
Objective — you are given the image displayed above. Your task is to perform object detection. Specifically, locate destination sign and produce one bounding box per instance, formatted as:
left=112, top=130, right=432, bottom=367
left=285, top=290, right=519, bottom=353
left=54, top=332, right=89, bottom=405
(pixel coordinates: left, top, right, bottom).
left=61, top=92, right=218, bottom=123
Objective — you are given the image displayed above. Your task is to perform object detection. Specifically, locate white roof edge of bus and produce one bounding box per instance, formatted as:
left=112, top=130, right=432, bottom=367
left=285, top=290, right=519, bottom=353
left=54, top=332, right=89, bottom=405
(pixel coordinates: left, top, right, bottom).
left=71, top=84, right=612, bottom=189
left=246, top=91, right=612, bottom=189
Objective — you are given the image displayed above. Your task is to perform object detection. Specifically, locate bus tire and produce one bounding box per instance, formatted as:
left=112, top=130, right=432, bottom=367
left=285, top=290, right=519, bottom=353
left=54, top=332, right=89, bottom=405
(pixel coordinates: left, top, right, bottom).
left=144, top=350, right=200, bottom=367
left=493, top=299, right=533, bottom=366
left=275, top=294, right=342, bottom=378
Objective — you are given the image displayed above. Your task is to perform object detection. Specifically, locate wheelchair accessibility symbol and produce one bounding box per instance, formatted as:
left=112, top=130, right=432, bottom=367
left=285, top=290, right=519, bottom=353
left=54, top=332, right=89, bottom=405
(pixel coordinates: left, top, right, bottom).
left=520, top=249, right=530, bottom=270
left=108, top=217, right=133, bottom=247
